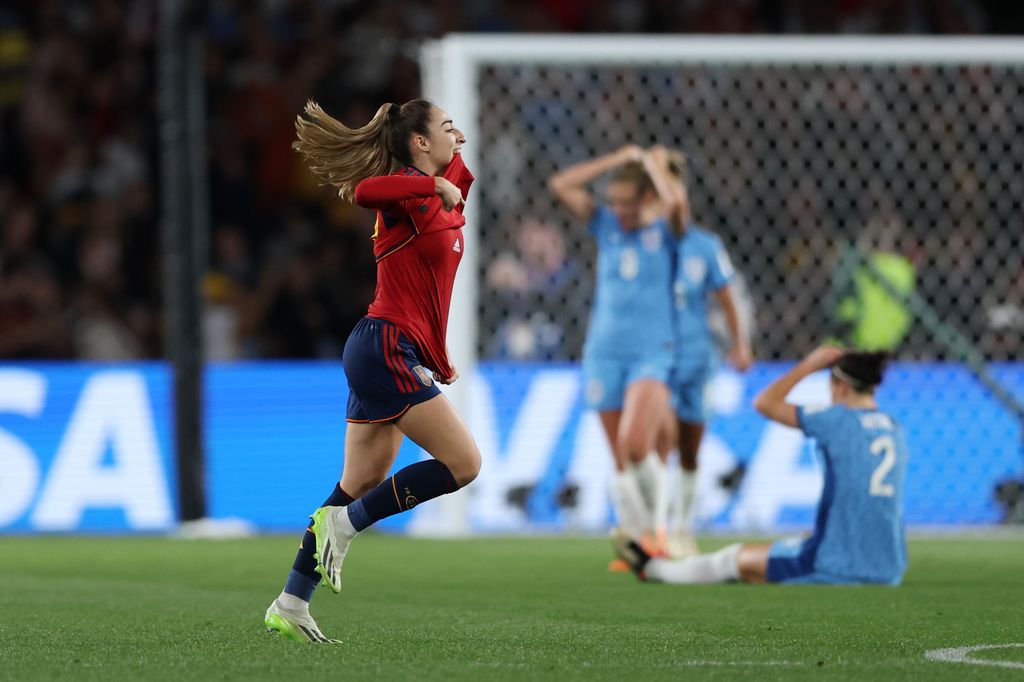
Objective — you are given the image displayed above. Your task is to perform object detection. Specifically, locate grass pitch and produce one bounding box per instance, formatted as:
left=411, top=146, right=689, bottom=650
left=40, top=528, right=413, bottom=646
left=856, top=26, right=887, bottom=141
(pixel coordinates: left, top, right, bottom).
left=0, top=535, right=1021, bottom=681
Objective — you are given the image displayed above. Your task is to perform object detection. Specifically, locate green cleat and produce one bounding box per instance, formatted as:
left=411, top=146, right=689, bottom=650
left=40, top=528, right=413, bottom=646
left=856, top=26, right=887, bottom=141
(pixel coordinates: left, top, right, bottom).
left=264, top=599, right=340, bottom=644
left=310, top=506, right=355, bottom=594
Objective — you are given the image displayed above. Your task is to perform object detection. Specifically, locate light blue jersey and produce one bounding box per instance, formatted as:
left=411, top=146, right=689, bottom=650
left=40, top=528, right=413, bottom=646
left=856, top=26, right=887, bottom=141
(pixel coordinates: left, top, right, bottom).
left=581, top=206, right=675, bottom=411
left=673, top=225, right=734, bottom=363
left=670, top=225, right=734, bottom=422
left=583, top=206, right=675, bottom=360
left=767, top=404, right=909, bottom=585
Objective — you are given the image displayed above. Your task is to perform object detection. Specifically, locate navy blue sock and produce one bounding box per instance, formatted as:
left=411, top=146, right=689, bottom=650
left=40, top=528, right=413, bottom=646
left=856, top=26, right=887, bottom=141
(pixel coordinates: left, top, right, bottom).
left=346, top=460, right=458, bottom=532
left=283, top=483, right=354, bottom=601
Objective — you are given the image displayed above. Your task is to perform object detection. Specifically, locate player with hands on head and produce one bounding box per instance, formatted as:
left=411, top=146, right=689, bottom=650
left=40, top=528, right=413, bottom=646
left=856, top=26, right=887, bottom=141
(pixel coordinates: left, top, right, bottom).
left=548, top=143, right=683, bottom=562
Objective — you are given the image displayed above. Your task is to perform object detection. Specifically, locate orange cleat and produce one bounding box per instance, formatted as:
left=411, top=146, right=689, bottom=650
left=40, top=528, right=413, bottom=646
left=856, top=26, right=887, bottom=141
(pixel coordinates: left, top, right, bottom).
left=640, top=528, right=669, bottom=558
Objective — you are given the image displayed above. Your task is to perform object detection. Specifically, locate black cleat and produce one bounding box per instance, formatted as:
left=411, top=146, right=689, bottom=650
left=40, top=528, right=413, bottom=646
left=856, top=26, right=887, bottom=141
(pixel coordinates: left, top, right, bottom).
left=609, top=528, right=652, bottom=580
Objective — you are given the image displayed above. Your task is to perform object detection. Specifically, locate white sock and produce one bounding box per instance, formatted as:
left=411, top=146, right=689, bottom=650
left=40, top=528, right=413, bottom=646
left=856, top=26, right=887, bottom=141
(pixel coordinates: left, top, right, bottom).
left=610, top=470, right=648, bottom=539
left=645, top=543, right=741, bottom=584
left=277, top=591, right=310, bottom=613
left=637, top=453, right=668, bottom=535
left=674, top=468, right=698, bottom=533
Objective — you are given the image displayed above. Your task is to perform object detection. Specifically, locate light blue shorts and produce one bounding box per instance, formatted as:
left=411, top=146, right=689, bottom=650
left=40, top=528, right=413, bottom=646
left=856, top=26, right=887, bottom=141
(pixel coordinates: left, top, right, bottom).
left=671, top=356, right=716, bottom=423
left=581, top=353, right=674, bottom=411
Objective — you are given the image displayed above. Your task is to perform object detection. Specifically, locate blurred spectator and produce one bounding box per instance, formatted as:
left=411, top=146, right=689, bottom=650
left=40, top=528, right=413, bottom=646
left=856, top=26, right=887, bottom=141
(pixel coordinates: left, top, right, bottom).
left=486, top=219, right=587, bottom=360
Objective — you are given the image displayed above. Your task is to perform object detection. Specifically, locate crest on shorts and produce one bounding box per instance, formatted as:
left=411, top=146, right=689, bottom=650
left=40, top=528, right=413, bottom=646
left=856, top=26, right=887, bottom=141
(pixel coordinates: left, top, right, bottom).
left=413, top=365, right=433, bottom=387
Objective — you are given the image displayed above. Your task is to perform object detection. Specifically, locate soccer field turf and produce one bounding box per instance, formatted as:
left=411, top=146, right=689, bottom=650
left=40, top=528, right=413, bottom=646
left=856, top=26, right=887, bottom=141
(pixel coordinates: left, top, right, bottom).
left=1, top=535, right=1021, bottom=681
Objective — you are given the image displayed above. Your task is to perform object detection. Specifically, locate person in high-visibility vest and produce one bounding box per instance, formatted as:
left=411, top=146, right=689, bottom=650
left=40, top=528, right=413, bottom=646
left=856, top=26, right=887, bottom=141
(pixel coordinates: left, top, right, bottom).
left=833, top=245, right=916, bottom=352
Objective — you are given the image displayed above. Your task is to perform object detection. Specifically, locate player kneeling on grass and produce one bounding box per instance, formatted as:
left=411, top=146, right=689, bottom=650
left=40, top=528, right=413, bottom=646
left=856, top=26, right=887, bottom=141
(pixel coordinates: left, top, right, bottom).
left=614, top=346, right=908, bottom=586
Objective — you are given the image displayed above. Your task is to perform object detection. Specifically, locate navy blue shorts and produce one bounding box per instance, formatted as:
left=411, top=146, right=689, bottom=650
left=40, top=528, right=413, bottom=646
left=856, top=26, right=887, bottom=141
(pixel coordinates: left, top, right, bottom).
left=343, top=317, right=441, bottom=423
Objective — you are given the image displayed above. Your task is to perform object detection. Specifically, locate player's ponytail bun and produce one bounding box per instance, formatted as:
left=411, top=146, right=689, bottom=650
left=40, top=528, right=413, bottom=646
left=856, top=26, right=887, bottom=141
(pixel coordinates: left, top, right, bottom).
left=666, top=149, right=689, bottom=185
left=834, top=351, right=890, bottom=392
left=292, top=98, right=433, bottom=202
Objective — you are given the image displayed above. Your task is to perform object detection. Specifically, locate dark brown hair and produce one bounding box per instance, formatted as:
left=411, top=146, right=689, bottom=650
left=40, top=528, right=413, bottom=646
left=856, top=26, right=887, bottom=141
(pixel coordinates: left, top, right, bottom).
left=833, top=351, right=890, bottom=392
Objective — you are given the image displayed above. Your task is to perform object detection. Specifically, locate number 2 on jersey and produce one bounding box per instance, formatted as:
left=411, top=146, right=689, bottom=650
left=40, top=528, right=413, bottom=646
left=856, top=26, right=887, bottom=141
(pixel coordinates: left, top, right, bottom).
left=869, top=435, right=896, bottom=497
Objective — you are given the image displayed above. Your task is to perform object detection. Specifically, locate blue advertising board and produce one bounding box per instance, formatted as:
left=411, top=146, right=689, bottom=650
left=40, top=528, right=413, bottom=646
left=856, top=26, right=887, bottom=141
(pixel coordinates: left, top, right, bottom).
left=0, top=362, right=1020, bottom=533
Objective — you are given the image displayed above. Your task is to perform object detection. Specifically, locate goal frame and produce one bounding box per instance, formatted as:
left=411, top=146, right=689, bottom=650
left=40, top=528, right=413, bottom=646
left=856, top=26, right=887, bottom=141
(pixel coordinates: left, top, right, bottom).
left=420, top=33, right=1024, bottom=413
left=417, top=34, right=1024, bottom=534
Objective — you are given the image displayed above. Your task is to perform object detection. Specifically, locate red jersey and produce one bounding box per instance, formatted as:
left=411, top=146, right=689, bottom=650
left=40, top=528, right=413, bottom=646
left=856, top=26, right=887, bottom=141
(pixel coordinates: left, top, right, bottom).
left=353, top=154, right=474, bottom=381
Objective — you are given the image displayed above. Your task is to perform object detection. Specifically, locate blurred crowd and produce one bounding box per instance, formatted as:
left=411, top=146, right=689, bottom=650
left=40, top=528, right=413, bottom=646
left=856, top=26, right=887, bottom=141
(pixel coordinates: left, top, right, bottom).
left=0, top=0, right=1019, bottom=361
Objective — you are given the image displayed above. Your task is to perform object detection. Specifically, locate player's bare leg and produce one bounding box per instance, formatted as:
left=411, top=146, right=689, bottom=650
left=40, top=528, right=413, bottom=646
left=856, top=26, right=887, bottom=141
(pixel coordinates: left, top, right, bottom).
left=312, top=422, right=404, bottom=593
left=340, top=422, right=406, bottom=497
left=602, top=409, right=649, bottom=540
left=638, top=405, right=676, bottom=552
left=668, top=419, right=704, bottom=558
left=268, top=422, right=403, bottom=640
left=736, top=542, right=771, bottom=584
left=618, top=379, right=672, bottom=556
left=395, top=392, right=481, bottom=486
left=314, top=395, right=481, bottom=595
left=599, top=410, right=644, bottom=571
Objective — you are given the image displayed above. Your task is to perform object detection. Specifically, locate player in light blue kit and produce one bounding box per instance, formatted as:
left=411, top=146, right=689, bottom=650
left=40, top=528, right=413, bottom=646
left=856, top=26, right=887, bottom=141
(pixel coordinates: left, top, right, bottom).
left=615, top=346, right=909, bottom=586
left=549, top=145, right=684, bottom=549
left=661, top=150, right=752, bottom=556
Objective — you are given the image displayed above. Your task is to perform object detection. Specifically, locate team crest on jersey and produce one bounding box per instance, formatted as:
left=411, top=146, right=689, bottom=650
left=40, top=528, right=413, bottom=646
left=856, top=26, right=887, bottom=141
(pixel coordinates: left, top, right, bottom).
left=641, top=227, right=662, bottom=252
left=685, top=257, right=707, bottom=284
left=412, top=365, right=433, bottom=387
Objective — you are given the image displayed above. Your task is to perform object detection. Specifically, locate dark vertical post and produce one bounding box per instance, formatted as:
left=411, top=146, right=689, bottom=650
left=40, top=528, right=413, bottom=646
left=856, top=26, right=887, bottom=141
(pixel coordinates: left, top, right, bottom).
left=158, top=0, right=206, bottom=522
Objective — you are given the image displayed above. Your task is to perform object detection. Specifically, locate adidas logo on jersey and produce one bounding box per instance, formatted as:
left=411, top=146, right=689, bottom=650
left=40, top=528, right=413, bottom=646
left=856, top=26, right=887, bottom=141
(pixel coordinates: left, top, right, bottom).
left=453, top=238, right=461, bottom=253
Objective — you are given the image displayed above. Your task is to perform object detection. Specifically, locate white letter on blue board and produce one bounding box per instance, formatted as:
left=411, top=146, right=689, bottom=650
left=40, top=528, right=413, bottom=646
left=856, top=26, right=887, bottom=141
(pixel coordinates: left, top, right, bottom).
left=32, top=372, right=173, bottom=530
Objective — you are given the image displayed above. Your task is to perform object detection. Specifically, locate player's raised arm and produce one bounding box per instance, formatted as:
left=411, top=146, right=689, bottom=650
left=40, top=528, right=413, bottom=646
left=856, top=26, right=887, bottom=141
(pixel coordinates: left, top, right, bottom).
left=714, top=285, right=753, bottom=372
left=548, top=144, right=643, bottom=222
left=753, top=346, right=845, bottom=428
left=641, top=146, right=687, bottom=234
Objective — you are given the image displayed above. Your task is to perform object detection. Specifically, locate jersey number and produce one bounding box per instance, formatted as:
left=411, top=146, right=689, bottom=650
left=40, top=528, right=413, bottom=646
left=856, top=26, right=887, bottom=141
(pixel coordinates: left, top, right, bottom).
left=869, top=435, right=897, bottom=498
left=619, top=248, right=639, bottom=281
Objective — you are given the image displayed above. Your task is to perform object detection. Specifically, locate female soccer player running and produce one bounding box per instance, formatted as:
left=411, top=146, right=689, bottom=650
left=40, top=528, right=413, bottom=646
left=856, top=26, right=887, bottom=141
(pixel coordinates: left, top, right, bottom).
left=264, top=99, right=481, bottom=643
left=660, top=151, right=752, bottom=557
left=548, top=145, right=683, bottom=556
left=615, top=347, right=909, bottom=586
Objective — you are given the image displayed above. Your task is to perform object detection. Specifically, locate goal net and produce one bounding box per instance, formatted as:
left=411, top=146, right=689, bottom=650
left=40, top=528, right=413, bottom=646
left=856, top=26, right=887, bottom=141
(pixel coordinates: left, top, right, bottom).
left=418, top=36, right=1024, bottom=534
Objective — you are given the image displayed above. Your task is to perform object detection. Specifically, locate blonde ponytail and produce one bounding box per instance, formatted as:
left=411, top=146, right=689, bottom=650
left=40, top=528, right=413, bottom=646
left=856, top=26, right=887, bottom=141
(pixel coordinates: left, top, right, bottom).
left=292, top=100, right=398, bottom=202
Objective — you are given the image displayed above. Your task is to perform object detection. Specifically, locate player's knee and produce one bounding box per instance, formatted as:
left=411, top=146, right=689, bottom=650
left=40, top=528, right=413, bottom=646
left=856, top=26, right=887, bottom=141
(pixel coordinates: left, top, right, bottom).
left=448, top=446, right=482, bottom=487
left=617, top=430, right=647, bottom=464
